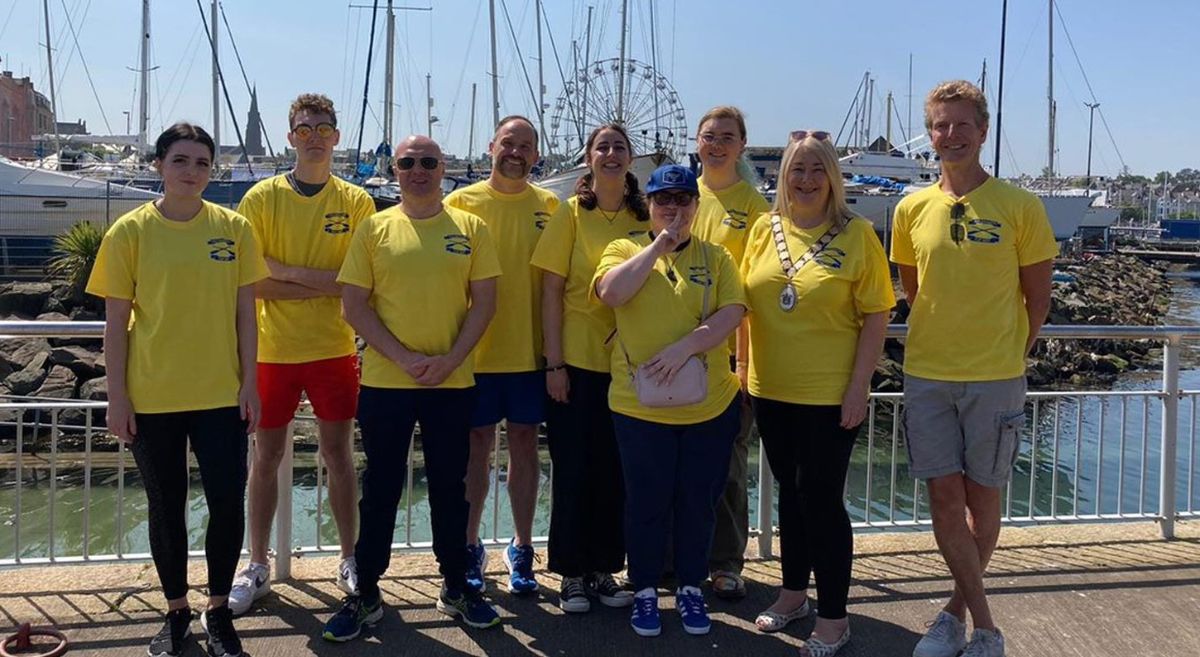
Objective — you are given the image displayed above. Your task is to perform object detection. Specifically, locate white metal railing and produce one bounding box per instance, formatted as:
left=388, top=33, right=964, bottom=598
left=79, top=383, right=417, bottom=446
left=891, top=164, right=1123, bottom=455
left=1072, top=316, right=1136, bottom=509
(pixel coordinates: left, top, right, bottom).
left=0, top=322, right=1197, bottom=574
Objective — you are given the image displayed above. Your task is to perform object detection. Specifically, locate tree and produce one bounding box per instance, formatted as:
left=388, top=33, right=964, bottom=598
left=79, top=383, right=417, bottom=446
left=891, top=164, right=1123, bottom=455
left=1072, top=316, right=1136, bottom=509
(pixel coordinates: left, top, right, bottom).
left=1119, top=206, right=1146, bottom=222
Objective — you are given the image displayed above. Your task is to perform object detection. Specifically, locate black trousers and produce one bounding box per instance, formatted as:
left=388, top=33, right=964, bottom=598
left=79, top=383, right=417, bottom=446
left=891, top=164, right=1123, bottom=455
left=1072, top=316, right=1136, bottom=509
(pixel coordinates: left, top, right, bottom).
left=354, top=385, right=474, bottom=601
left=752, top=397, right=859, bottom=619
left=546, top=366, right=626, bottom=577
left=130, top=406, right=248, bottom=601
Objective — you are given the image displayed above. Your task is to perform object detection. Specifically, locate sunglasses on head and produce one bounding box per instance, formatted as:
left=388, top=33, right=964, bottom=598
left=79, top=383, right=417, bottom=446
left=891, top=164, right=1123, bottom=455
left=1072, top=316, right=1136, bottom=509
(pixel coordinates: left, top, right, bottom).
left=291, top=122, right=336, bottom=139
left=950, top=202, right=967, bottom=245
left=396, top=156, right=440, bottom=170
left=789, top=130, right=831, bottom=142
left=650, top=191, right=696, bottom=207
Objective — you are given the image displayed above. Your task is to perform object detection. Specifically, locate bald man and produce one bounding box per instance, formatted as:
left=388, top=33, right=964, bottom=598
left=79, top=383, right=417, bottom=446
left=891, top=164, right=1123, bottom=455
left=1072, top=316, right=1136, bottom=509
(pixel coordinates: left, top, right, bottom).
left=323, top=136, right=503, bottom=642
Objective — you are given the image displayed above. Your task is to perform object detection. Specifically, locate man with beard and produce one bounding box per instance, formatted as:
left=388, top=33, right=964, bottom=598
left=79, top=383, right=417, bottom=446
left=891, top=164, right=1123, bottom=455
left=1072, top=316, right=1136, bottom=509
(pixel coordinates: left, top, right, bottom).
left=444, top=116, right=560, bottom=596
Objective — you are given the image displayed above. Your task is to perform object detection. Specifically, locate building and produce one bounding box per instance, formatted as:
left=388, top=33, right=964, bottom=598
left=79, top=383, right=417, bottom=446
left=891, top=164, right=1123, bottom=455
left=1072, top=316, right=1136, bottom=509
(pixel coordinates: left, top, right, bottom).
left=56, top=119, right=88, bottom=136
left=0, top=71, right=55, bottom=159
left=243, top=87, right=264, bottom=158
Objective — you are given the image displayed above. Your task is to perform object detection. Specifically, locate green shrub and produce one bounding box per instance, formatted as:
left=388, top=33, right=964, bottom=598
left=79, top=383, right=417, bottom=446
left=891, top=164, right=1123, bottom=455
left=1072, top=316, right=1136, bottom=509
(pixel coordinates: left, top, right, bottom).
left=48, top=221, right=105, bottom=296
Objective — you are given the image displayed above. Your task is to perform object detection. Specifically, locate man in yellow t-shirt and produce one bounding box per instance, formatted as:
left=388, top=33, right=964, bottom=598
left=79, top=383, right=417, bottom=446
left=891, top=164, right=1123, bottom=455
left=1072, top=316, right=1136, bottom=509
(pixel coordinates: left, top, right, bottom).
left=689, top=106, right=772, bottom=599
left=230, top=94, right=376, bottom=616
left=444, top=116, right=559, bottom=596
left=891, top=81, right=1057, bottom=657
left=322, top=136, right=503, bottom=642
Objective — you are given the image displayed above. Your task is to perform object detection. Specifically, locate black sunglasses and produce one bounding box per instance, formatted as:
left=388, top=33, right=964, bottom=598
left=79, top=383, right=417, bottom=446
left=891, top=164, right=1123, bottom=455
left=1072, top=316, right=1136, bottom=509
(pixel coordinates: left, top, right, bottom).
left=650, top=191, right=696, bottom=207
left=396, top=156, right=440, bottom=170
left=950, top=202, right=967, bottom=245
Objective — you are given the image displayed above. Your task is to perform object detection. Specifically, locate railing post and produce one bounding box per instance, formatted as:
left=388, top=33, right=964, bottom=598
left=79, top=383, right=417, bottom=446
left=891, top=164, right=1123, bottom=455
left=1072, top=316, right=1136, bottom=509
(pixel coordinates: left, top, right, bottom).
left=756, top=438, right=774, bottom=558
left=274, top=425, right=295, bottom=579
left=1159, top=334, right=1180, bottom=539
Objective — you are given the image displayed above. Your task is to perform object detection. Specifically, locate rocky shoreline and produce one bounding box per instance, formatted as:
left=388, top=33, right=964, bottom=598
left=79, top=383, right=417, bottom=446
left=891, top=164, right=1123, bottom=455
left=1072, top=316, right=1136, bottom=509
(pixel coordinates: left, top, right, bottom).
left=0, top=253, right=1176, bottom=439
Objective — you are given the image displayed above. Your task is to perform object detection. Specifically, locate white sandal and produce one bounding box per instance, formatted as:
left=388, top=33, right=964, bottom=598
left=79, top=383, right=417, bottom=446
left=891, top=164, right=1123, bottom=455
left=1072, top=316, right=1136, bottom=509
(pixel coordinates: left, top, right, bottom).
left=799, top=627, right=851, bottom=657
left=754, top=598, right=812, bottom=633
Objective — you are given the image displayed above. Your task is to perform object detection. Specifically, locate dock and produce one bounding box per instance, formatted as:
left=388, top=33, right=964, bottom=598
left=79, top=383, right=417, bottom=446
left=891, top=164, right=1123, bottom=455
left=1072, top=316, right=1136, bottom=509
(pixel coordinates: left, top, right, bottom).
left=2, top=521, right=1197, bottom=656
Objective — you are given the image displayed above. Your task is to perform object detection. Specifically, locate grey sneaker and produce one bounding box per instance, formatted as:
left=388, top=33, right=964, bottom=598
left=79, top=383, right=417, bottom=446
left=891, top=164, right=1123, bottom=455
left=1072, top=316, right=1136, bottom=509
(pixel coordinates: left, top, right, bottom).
left=913, top=611, right=967, bottom=657
left=227, top=563, right=270, bottom=616
left=961, top=628, right=1004, bottom=657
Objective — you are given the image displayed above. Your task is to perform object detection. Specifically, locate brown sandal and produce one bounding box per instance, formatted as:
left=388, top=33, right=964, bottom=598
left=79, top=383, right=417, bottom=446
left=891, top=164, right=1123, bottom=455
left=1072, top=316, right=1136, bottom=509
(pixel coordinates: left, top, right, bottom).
left=710, top=571, right=747, bottom=600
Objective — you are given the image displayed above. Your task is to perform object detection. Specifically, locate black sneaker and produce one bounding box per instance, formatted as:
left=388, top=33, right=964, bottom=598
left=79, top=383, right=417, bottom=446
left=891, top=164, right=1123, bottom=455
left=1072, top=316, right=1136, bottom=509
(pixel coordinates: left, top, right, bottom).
left=200, top=605, right=242, bottom=657
left=147, top=607, right=192, bottom=657
left=587, top=572, right=634, bottom=608
left=559, top=576, right=590, bottom=613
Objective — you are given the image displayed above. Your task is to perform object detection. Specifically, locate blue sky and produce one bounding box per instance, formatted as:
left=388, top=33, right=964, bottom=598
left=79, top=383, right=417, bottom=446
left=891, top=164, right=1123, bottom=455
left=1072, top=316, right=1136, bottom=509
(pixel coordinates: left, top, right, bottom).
left=0, top=0, right=1196, bottom=177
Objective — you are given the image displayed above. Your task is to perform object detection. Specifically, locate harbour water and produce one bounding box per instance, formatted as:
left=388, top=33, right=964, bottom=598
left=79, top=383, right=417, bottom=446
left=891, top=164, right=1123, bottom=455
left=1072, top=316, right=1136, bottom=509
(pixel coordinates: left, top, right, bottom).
left=4, top=276, right=1200, bottom=560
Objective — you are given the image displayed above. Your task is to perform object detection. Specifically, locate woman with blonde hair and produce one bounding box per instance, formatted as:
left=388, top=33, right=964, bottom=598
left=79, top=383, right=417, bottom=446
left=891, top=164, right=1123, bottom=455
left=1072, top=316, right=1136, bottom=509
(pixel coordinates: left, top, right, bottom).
left=738, top=131, right=894, bottom=655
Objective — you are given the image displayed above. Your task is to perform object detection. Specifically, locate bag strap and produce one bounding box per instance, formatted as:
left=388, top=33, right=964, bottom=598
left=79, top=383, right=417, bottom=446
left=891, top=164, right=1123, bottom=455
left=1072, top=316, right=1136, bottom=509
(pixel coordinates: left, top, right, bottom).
left=771, top=213, right=841, bottom=279
left=617, top=239, right=712, bottom=381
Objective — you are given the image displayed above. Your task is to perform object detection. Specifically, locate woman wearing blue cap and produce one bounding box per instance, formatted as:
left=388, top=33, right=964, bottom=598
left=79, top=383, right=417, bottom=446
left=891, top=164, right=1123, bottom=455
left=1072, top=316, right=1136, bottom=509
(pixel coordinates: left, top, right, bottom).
left=592, top=164, right=747, bottom=638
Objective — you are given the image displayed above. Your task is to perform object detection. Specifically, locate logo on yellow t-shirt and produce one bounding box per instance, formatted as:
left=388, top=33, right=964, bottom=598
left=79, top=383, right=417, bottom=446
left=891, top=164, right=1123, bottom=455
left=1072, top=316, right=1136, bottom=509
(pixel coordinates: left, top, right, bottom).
left=444, top=233, right=472, bottom=255
left=323, top=212, right=352, bottom=234
left=207, top=237, right=236, bottom=262
left=722, top=209, right=749, bottom=229
left=534, top=211, right=551, bottom=230
left=816, top=247, right=846, bottom=270
left=687, top=265, right=713, bottom=286
left=966, top=218, right=1002, bottom=244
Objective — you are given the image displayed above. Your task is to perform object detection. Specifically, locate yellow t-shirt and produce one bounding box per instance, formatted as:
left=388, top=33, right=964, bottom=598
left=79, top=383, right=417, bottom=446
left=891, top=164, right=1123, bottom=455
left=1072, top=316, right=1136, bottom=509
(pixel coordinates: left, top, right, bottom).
left=336, top=205, right=502, bottom=389
left=742, top=215, right=895, bottom=404
left=693, top=177, right=772, bottom=265
left=530, top=196, right=648, bottom=372
left=592, top=236, right=746, bottom=425
left=890, top=177, right=1058, bottom=381
left=444, top=180, right=560, bottom=373
left=237, top=174, right=375, bottom=364
left=85, top=201, right=268, bottom=414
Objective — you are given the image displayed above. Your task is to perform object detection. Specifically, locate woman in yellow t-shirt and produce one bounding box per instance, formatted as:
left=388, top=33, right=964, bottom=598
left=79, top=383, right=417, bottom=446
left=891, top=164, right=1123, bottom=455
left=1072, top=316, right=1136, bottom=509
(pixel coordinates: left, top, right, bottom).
left=593, top=164, right=746, bottom=638
left=531, top=123, right=647, bottom=614
left=739, top=132, right=894, bottom=656
left=86, top=123, right=268, bottom=657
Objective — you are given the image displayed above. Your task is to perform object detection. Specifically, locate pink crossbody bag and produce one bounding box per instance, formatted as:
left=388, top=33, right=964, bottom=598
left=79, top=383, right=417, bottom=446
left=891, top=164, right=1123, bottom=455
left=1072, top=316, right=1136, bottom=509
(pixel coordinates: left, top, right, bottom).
left=616, top=243, right=710, bottom=408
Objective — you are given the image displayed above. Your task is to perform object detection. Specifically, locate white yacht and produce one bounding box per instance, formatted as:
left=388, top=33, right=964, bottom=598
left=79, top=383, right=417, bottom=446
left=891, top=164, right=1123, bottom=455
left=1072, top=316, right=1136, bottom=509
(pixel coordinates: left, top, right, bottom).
left=0, top=156, right=159, bottom=236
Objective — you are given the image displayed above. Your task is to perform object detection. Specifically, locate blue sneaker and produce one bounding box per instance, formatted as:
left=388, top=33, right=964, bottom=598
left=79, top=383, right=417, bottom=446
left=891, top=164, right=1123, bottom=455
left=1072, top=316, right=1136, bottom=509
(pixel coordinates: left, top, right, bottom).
left=465, top=544, right=487, bottom=594
left=322, top=595, right=383, bottom=642
left=437, top=586, right=501, bottom=629
left=630, top=589, right=661, bottom=637
left=502, top=540, right=539, bottom=594
left=676, top=586, right=710, bottom=635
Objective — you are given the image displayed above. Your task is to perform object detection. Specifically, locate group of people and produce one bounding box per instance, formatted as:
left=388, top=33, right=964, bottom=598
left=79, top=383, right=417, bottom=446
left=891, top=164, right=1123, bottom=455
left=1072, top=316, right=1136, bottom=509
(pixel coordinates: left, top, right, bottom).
left=87, top=78, right=1055, bottom=657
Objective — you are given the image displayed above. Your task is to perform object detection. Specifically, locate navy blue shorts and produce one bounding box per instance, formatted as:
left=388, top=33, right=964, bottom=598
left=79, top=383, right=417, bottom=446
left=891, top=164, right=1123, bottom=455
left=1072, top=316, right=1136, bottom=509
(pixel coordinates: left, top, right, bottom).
left=471, top=370, right=547, bottom=427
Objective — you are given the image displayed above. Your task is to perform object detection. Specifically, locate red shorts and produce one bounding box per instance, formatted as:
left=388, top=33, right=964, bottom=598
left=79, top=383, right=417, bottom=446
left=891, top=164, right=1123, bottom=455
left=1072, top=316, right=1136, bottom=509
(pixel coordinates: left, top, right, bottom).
left=257, top=354, right=360, bottom=429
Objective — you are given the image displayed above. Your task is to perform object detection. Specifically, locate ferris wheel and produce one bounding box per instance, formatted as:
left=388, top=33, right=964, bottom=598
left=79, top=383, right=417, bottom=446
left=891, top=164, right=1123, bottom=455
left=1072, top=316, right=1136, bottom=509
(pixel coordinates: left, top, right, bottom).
left=549, top=57, right=689, bottom=163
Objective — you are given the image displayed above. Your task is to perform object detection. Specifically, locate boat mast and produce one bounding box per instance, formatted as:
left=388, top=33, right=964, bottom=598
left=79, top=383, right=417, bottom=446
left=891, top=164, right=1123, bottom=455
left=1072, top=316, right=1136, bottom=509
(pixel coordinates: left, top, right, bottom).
left=383, top=0, right=394, bottom=148
left=885, top=91, right=893, bottom=152
left=1047, top=0, right=1054, bottom=183
left=138, top=0, right=150, bottom=148
left=426, top=73, right=433, bottom=137
left=489, top=0, right=500, bottom=127
left=616, top=0, right=628, bottom=123
left=468, top=82, right=477, bottom=163
left=907, top=53, right=913, bottom=151
left=580, top=6, right=593, bottom=146
left=41, top=0, right=61, bottom=155
left=535, top=0, right=546, bottom=141
left=211, top=0, right=220, bottom=170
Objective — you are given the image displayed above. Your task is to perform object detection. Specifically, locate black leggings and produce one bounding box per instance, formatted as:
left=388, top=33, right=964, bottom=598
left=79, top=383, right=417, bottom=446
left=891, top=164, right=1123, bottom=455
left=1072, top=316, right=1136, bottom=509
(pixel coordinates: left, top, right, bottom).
left=753, top=397, right=858, bottom=619
left=130, top=407, right=248, bottom=601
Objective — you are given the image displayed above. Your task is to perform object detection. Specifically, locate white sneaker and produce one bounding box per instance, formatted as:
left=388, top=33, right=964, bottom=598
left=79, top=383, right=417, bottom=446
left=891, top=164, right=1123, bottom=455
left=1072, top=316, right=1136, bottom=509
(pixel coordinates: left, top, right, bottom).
left=962, top=628, right=1005, bottom=657
left=228, top=562, right=270, bottom=616
left=913, top=611, right=967, bottom=657
left=337, top=556, right=359, bottom=595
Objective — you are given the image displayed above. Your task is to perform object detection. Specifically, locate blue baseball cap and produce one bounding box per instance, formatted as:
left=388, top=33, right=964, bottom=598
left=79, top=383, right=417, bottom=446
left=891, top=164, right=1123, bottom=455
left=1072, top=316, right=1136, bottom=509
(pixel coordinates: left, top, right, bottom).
left=645, top=164, right=699, bottom=195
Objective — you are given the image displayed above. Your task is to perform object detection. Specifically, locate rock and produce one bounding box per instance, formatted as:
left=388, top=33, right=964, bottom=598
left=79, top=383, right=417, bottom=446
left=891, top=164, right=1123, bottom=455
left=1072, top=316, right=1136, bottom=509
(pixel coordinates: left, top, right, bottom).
left=0, top=282, right=54, bottom=317
left=79, top=376, right=107, bottom=401
left=33, top=365, right=76, bottom=399
left=43, top=297, right=68, bottom=315
left=49, top=345, right=105, bottom=379
left=69, top=307, right=101, bottom=321
left=4, top=352, right=49, bottom=395
left=36, top=312, right=70, bottom=322
left=1, top=338, right=51, bottom=370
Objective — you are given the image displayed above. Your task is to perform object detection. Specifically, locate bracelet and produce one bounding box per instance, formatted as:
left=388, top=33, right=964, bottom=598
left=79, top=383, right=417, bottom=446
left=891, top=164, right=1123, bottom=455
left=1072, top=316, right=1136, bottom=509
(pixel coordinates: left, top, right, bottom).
left=544, top=363, right=567, bottom=372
